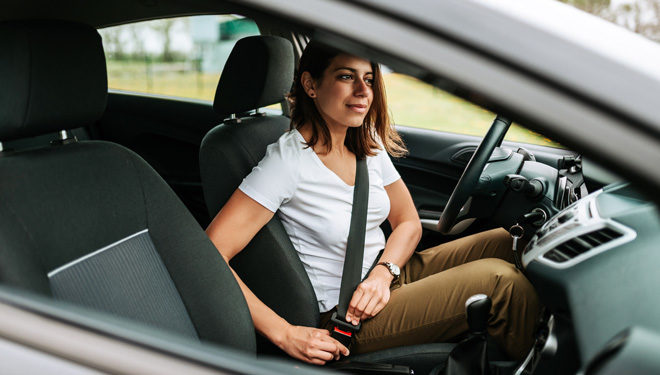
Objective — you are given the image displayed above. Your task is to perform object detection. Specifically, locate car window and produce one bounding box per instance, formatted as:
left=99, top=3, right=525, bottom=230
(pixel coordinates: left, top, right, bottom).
left=384, top=72, right=562, bottom=148
left=99, top=15, right=260, bottom=101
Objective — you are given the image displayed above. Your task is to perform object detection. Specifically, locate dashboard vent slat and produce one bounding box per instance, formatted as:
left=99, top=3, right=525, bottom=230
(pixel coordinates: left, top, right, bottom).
left=543, top=227, right=623, bottom=263
left=555, top=242, right=584, bottom=257
left=571, top=237, right=592, bottom=251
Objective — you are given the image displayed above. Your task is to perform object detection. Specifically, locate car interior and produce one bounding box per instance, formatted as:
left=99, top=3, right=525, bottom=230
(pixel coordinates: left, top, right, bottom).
left=2, top=1, right=660, bottom=375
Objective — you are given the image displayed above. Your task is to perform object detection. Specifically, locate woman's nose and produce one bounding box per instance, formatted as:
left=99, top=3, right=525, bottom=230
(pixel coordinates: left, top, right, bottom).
left=354, top=79, right=369, bottom=96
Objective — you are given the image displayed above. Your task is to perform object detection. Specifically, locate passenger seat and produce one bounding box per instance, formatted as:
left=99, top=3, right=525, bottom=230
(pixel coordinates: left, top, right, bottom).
left=0, top=20, right=256, bottom=353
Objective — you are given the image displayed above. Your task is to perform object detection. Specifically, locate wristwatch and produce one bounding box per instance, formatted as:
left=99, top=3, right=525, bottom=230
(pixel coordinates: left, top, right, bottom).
left=377, top=262, right=400, bottom=283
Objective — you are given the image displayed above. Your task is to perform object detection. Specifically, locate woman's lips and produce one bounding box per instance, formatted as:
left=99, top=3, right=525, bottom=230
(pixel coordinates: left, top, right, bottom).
left=347, top=104, right=368, bottom=113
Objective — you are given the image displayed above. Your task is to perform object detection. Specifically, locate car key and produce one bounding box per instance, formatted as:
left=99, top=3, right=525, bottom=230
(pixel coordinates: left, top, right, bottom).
left=509, top=223, right=524, bottom=270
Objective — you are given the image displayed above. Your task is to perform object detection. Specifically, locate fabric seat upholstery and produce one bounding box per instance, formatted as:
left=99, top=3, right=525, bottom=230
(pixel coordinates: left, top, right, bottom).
left=200, top=36, right=320, bottom=355
left=0, top=20, right=255, bottom=352
left=200, top=36, right=455, bottom=373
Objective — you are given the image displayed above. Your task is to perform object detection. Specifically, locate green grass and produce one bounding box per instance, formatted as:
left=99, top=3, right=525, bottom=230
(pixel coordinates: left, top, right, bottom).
left=107, top=60, right=219, bottom=100
left=106, top=60, right=562, bottom=148
left=383, top=74, right=562, bottom=147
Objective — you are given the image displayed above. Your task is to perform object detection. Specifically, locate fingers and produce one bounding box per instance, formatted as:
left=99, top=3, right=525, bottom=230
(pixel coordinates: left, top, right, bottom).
left=282, top=326, right=336, bottom=365
left=316, top=329, right=350, bottom=358
left=299, top=329, right=349, bottom=364
left=315, top=338, right=342, bottom=360
left=356, top=298, right=371, bottom=320
left=361, top=296, right=381, bottom=320
left=298, top=348, right=332, bottom=365
left=306, top=347, right=334, bottom=362
left=364, top=286, right=391, bottom=319
left=348, top=283, right=372, bottom=324
left=352, top=283, right=378, bottom=320
left=346, top=288, right=364, bottom=324
left=349, top=281, right=391, bottom=322
left=307, top=358, right=327, bottom=366
left=329, top=337, right=350, bottom=357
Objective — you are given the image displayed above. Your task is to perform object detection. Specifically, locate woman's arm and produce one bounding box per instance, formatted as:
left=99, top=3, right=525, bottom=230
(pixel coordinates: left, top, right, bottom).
left=207, top=189, right=349, bottom=364
left=345, top=178, right=422, bottom=324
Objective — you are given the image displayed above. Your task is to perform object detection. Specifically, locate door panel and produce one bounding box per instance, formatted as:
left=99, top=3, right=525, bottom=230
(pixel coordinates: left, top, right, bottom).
left=396, top=127, right=479, bottom=211
left=97, top=92, right=223, bottom=227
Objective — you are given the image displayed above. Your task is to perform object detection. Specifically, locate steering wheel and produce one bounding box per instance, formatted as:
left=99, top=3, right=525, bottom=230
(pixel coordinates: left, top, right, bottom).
left=437, top=116, right=512, bottom=234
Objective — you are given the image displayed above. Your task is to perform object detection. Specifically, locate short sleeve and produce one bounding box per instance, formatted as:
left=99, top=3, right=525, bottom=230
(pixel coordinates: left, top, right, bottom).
left=378, top=148, right=401, bottom=186
left=238, top=137, right=301, bottom=212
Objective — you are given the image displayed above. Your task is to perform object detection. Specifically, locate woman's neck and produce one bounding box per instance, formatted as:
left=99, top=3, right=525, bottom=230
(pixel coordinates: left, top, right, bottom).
left=299, top=121, right=350, bottom=157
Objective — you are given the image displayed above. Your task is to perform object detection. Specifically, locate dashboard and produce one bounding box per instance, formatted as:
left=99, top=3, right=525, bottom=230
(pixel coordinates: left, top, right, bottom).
left=522, top=182, right=660, bottom=367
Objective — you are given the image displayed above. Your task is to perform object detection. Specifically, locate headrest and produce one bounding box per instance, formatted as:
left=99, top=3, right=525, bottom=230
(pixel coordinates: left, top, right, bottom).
left=213, top=36, right=294, bottom=118
left=0, top=21, right=107, bottom=141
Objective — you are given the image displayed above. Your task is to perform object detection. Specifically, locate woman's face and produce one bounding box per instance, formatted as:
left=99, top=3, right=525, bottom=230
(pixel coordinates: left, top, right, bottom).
left=304, top=54, right=374, bottom=129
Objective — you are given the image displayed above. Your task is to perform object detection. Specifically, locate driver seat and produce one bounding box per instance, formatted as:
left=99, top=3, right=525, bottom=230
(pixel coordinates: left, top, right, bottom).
left=200, top=35, right=455, bottom=375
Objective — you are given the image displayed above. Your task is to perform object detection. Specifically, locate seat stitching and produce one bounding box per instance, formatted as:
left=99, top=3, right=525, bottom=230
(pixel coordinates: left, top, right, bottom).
left=0, top=191, right=40, bottom=250
left=121, top=145, right=203, bottom=338
left=0, top=183, right=46, bottom=276
left=21, top=28, right=33, bottom=132
left=124, top=146, right=149, bottom=230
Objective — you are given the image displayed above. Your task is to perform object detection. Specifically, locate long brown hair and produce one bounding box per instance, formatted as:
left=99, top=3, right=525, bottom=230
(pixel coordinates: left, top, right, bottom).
left=288, top=41, right=407, bottom=159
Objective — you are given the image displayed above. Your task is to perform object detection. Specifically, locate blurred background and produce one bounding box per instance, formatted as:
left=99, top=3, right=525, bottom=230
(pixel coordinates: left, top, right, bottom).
left=99, top=0, right=659, bottom=148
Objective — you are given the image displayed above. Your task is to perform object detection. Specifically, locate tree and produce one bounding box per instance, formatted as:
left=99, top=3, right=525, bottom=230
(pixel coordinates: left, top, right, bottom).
left=563, top=0, right=612, bottom=15
left=560, top=0, right=660, bottom=43
left=99, top=28, right=126, bottom=60
left=150, top=19, right=176, bottom=62
left=615, top=0, right=660, bottom=42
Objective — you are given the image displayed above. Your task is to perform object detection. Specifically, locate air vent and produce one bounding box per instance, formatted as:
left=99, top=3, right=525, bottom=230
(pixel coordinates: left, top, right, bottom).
left=543, top=227, right=623, bottom=263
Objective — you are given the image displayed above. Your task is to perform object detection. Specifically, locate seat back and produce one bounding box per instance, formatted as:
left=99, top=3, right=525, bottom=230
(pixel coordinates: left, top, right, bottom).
left=199, top=36, right=321, bottom=346
left=0, top=20, right=255, bottom=352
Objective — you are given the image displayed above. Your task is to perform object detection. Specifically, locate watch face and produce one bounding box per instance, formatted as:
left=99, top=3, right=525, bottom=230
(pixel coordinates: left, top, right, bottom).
left=389, top=263, right=400, bottom=277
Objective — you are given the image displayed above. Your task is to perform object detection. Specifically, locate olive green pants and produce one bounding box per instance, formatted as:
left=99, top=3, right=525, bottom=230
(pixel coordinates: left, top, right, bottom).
left=320, top=228, right=540, bottom=360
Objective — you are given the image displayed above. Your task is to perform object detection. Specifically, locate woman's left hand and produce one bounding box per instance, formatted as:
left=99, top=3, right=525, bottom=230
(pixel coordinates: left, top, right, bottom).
left=345, top=266, right=393, bottom=325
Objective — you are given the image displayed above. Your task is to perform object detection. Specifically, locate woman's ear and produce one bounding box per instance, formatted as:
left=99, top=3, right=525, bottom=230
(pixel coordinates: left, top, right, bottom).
left=301, top=71, right=317, bottom=98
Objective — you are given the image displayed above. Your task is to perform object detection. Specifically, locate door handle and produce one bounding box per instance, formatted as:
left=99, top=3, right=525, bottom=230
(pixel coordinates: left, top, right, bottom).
left=421, top=218, right=441, bottom=232
left=418, top=209, right=442, bottom=232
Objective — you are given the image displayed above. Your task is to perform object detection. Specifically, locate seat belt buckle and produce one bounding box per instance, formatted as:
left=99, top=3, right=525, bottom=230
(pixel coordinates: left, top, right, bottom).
left=330, top=311, right=361, bottom=349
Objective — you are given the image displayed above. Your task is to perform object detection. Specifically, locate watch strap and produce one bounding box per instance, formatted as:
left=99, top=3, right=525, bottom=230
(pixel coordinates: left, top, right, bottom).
left=377, top=262, right=399, bottom=279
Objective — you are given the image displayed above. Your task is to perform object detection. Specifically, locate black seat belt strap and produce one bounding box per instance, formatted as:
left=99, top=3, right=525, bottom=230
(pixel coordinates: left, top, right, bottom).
left=331, top=157, right=369, bottom=349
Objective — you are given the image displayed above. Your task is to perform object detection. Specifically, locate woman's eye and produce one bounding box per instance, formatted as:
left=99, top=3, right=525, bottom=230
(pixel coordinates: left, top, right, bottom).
left=339, top=74, right=353, bottom=80
left=365, top=77, right=374, bottom=86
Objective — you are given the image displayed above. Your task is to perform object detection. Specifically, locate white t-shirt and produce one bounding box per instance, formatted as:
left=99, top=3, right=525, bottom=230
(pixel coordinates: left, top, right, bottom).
left=239, top=129, right=401, bottom=313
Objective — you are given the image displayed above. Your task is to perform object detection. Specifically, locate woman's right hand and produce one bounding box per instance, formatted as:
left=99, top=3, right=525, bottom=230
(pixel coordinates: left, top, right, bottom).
left=276, top=324, right=350, bottom=365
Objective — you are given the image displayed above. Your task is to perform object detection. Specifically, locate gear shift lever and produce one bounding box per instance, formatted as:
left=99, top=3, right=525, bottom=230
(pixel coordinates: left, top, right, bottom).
left=443, top=294, right=492, bottom=375
left=466, top=294, right=491, bottom=335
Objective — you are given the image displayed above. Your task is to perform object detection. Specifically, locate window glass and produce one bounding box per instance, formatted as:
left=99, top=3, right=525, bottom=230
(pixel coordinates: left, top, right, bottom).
left=99, top=15, right=260, bottom=101
left=383, top=73, right=562, bottom=148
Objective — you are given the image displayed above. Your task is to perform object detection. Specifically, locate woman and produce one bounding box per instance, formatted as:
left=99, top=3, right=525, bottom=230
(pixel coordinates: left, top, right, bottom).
left=206, top=42, right=539, bottom=365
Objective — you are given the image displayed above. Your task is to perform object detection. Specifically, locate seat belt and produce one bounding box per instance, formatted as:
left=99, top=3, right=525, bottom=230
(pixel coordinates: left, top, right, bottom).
left=330, top=157, right=369, bottom=349
left=326, top=158, right=414, bottom=375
